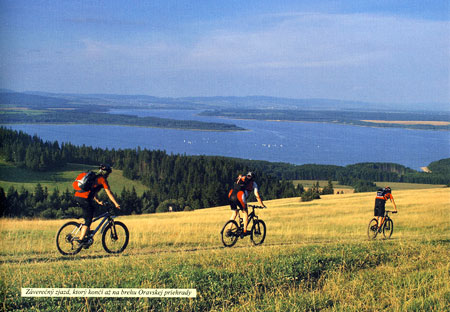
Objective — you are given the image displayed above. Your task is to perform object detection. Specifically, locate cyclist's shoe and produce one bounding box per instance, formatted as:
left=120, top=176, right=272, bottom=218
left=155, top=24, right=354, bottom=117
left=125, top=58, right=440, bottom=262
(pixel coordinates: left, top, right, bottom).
left=75, top=237, right=91, bottom=248
left=82, top=239, right=93, bottom=249
left=240, top=231, right=246, bottom=239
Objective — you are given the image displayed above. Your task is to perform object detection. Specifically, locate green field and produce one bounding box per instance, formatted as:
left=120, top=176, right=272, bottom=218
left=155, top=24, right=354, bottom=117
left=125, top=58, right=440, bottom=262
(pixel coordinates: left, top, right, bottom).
left=1, top=188, right=449, bottom=311
left=0, top=161, right=149, bottom=195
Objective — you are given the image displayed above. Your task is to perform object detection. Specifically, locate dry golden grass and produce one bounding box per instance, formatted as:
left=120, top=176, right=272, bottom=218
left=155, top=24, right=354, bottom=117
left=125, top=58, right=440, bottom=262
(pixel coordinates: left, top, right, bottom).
left=1, top=187, right=449, bottom=311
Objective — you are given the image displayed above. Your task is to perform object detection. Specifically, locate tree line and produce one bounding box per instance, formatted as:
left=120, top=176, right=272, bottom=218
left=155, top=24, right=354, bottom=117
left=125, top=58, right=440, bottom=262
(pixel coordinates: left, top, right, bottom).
left=235, top=158, right=449, bottom=188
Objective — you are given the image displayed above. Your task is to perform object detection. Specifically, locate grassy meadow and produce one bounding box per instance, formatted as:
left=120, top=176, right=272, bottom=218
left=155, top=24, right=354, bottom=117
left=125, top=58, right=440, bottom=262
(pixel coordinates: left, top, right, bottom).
left=0, top=187, right=449, bottom=311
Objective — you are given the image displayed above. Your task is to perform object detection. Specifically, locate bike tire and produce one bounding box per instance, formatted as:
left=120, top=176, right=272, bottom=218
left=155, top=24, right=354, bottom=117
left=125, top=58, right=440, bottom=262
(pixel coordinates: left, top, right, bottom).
left=221, top=220, right=239, bottom=247
left=56, top=221, right=83, bottom=256
left=102, top=221, right=129, bottom=254
left=382, top=218, right=394, bottom=239
left=367, top=218, right=378, bottom=240
left=251, top=220, right=266, bottom=246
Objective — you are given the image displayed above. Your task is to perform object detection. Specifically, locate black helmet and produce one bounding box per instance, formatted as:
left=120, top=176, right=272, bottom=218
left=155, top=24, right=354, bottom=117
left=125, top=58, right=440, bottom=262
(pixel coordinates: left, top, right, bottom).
left=99, top=164, right=112, bottom=176
left=246, top=172, right=254, bottom=180
left=384, top=186, right=391, bottom=193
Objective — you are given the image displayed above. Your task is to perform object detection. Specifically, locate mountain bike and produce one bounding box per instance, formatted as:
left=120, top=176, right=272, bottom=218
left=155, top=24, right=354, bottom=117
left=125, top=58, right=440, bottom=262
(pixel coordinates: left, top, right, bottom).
left=56, top=204, right=129, bottom=255
left=221, top=205, right=266, bottom=247
left=367, top=210, right=397, bottom=240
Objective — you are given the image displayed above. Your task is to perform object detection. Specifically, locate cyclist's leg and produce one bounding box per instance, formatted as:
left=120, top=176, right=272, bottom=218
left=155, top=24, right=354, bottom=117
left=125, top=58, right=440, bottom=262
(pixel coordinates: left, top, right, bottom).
left=237, top=191, right=249, bottom=233
left=374, top=199, right=385, bottom=231
left=76, top=197, right=94, bottom=240
left=229, top=189, right=239, bottom=221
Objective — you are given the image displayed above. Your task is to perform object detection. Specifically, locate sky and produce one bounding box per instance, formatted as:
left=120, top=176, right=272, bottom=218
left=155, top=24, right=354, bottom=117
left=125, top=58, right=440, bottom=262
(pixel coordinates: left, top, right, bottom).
left=1, top=0, right=449, bottom=105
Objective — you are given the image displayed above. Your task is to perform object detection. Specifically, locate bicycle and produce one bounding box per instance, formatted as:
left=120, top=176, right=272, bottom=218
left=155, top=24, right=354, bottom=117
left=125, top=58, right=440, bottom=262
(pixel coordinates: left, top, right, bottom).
left=56, top=204, right=129, bottom=255
left=367, top=210, right=397, bottom=240
left=220, top=204, right=266, bottom=247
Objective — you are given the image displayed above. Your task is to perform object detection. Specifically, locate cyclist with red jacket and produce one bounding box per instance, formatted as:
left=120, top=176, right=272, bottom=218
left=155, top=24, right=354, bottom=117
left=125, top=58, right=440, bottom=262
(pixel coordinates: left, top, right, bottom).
left=73, top=164, right=120, bottom=244
left=374, top=186, right=397, bottom=232
left=228, top=172, right=266, bottom=235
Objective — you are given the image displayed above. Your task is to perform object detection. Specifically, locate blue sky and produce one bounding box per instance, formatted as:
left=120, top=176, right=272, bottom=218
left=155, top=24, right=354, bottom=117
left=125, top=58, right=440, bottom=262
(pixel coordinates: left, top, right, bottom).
left=1, top=0, right=449, bottom=105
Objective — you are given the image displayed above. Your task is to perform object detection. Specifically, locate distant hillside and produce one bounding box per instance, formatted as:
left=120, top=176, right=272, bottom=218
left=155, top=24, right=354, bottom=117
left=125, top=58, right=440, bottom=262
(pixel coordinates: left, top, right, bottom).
left=2, top=91, right=449, bottom=131
left=4, top=90, right=449, bottom=112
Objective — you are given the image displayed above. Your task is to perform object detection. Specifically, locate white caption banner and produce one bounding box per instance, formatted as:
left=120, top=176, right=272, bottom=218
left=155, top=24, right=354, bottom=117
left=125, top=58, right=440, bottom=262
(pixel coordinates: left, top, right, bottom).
left=21, top=288, right=197, bottom=298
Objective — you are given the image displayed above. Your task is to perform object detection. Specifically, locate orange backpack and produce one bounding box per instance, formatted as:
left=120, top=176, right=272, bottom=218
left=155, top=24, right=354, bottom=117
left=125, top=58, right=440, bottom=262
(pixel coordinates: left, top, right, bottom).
left=73, top=171, right=96, bottom=192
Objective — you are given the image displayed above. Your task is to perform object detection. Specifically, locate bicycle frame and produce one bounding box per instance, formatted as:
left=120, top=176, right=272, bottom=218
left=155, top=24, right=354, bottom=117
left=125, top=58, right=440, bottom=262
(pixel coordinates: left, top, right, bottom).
left=75, top=211, right=118, bottom=237
left=379, top=211, right=394, bottom=226
left=237, top=205, right=259, bottom=228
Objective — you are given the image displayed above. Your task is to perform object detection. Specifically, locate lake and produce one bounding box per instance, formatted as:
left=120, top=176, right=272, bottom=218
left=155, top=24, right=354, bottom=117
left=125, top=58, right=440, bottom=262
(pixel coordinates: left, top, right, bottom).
left=6, top=109, right=450, bottom=170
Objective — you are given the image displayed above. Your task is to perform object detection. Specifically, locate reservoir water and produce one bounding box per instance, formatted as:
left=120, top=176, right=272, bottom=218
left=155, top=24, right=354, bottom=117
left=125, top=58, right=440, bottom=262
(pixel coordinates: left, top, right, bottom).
left=5, top=109, right=450, bottom=170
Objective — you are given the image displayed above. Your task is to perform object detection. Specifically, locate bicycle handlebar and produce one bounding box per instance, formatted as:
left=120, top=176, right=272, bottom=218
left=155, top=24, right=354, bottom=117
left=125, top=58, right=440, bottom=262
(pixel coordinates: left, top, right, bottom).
left=248, top=205, right=266, bottom=209
left=102, top=202, right=120, bottom=213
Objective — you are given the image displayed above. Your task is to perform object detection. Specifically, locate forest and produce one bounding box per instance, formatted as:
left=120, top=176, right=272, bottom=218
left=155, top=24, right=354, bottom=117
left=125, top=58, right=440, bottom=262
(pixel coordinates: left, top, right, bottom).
left=0, top=127, right=448, bottom=219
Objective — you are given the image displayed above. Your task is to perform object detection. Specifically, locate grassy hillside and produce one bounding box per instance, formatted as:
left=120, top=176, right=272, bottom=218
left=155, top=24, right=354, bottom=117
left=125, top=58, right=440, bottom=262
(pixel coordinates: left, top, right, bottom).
left=293, top=180, right=446, bottom=194
left=1, top=188, right=449, bottom=311
left=0, top=161, right=149, bottom=195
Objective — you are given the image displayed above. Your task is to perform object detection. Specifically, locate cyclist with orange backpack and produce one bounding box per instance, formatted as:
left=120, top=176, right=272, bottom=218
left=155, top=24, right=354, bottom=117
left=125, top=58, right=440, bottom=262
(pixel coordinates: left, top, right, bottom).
left=228, top=172, right=266, bottom=236
left=73, top=164, right=120, bottom=244
left=374, top=186, right=397, bottom=232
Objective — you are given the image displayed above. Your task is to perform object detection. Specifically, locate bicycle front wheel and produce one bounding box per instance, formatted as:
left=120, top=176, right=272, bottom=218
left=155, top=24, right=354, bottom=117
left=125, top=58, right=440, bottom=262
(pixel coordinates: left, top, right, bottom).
left=102, top=221, right=129, bottom=254
left=56, top=221, right=83, bottom=256
left=367, top=218, right=378, bottom=240
left=251, top=220, right=266, bottom=246
left=383, top=219, right=394, bottom=239
left=221, top=220, right=239, bottom=247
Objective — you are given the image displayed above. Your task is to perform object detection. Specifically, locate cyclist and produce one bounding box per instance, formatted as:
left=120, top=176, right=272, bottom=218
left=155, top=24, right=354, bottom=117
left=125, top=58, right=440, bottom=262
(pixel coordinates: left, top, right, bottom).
left=228, top=172, right=266, bottom=236
left=73, top=164, right=121, bottom=244
left=374, top=186, right=397, bottom=232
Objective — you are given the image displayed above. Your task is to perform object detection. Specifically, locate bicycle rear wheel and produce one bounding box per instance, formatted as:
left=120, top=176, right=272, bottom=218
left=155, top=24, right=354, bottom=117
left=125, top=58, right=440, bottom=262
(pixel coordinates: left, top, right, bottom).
left=56, top=221, right=83, bottom=256
left=251, top=220, right=266, bottom=246
left=102, top=221, right=129, bottom=254
left=221, top=220, right=239, bottom=247
left=382, top=219, right=394, bottom=239
left=367, top=218, right=378, bottom=240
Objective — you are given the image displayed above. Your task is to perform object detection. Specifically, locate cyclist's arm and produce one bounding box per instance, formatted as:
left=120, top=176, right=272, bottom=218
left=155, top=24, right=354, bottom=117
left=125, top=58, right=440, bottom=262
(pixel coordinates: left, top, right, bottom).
left=254, top=187, right=266, bottom=208
left=93, top=196, right=103, bottom=205
left=105, top=188, right=121, bottom=209
left=391, top=197, right=397, bottom=211
left=389, top=194, right=397, bottom=211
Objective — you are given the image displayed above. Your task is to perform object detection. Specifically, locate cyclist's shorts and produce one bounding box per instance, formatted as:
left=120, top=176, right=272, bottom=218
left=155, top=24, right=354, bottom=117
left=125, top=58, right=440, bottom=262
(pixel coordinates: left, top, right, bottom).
left=75, top=197, right=95, bottom=226
left=374, top=198, right=386, bottom=217
left=228, top=189, right=247, bottom=211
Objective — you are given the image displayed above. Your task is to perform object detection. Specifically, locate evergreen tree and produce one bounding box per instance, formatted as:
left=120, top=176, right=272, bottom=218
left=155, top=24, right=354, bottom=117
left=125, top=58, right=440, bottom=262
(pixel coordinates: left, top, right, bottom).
left=0, top=187, right=6, bottom=216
